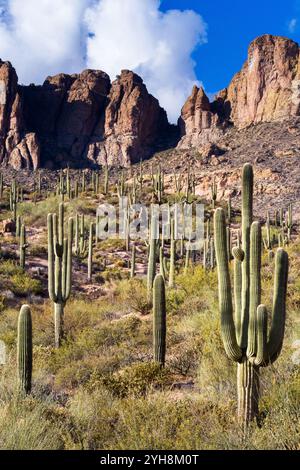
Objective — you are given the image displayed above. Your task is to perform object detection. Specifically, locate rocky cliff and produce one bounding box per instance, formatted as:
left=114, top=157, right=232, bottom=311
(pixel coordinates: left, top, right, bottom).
left=0, top=66, right=172, bottom=169
left=1, top=34, right=300, bottom=169
left=178, top=34, right=300, bottom=149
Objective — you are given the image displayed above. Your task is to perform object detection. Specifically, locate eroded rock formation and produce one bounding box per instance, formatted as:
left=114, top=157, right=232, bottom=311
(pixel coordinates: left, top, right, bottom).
left=87, top=70, right=170, bottom=166
left=2, top=34, right=300, bottom=168
left=178, top=34, right=300, bottom=149
left=0, top=60, right=40, bottom=170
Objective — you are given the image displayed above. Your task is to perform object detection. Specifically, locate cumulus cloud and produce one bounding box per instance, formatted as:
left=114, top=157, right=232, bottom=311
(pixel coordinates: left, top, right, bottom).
left=288, top=18, right=298, bottom=33
left=0, top=0, right=89, bottom=83
left=85, top=0, right=207, bottom=122
left=0, top=0, right=207, bottom=122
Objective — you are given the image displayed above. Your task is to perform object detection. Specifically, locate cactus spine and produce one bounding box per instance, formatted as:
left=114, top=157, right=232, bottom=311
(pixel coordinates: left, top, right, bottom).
left=214, top=163, right=289, bottom=431
left=48, top=203, right=73, bottom=348
left=17, top=305, right=32, bottom=395
left=153, top=274, right=166, bottom=366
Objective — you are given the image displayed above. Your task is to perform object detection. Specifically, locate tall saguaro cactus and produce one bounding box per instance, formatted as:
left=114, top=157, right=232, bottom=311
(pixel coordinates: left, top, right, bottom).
left=169, top=218, right=176, bottom=288
left=48, top=203, right=74, bottom=348
left=214, top=163, right=289, bottom=431
left=88, top=222, right=95, bottom=282
left=19, top=224, right=27, bottom=270
left=147, top=215, right=157, bottom=301
left=17, top=305, right=32, bottom=395
left=153, top=274, right=167, bottom=366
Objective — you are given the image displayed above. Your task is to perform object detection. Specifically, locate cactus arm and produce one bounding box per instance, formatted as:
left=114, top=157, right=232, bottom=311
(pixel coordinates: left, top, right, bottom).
left=214, top=208, right=242, bottom=362
left=52, top=213, right=61, bottom=257
left=240, top=163, right=253, bottom=349
left=247, top=221, right=262, bottom=358
left=47, top=214, right=58, bottom=303
left=74, top=213, right=79, bottom=255
left=17, top=305, right=32, bottom=395
left=65, top=217, right=73, bottom=301
left=267, top=248, right=289, bottom=363
left=233, top=248, right=243, bottom=340
left=169, top=219, right=176, bottom=288
left=62, top=238, right=68, bottom=299
left=58, top=203, right=64, bottom=245
left=254, top=305, right=268, bottom=366
left=147, top=216, right=157, bottom=300
left=55, top=245, right=63, bottom=302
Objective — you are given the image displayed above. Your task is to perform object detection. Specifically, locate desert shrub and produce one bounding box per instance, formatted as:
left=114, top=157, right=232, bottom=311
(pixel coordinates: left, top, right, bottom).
left=10, top=273, right=43, bottom=296
left=0, top=260, right=21, bottom=276
left=0, top=397, right=65, bottom=450
left=100, top=268, right=123, bottom=282
left=117, top=278, right=150, bottom=315
left=67, top=388, right=233, bottom=450
left=29, top=245, right=48, bottom=257
left=101, top=362, right=171, bottom=398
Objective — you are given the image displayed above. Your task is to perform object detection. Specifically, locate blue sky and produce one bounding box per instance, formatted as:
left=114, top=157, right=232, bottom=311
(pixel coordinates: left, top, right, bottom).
left=161, top=0, right=300, bottom=94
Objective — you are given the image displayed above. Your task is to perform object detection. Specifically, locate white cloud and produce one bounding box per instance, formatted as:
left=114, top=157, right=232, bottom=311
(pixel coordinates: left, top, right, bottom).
left=0, top=0, right=207, bottom=122
left=85, top=0, right=207, bottom=122
left=0, top=0, right=89, bottom=84
left=288, top=18, right=298, bottom=33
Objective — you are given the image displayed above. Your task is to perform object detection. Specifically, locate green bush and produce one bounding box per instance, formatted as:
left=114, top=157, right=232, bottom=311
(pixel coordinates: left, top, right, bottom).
left=101, top=362, right=171, bottom=398
left=10, top=273, right=43, bottom=297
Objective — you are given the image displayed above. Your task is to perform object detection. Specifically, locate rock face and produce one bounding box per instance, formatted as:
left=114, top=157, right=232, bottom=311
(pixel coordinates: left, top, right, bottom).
left=178, top=35, right=300, bottom=148
left=21, top=70, right=111, bottom=168
left=87, top=70, right=170, bottom=166
left=0, top=60, right=39, bottom=170
left=19, top=69, right=170, bottom=168
left=0, top=65, right=171, bottom=169
left=178, top=86, right=225, bottom=149
left=2, top=33, right=300, bottom=167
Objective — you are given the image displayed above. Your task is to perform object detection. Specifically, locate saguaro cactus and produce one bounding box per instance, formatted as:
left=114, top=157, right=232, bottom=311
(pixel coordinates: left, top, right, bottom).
left=130, top=242, right=136, bottom=278
left=153, top=274, right=167, bottom=366
left=10, top=178, right=18, bottom=222
left=169, top=218, right=176, bottom=287
left=211, top=177, right=217, bottom=209
left=48, top=203, right=74, bottom=348
left=147, top=215, right=157, bottom=301
left=88, top=222, right=95, bottom=282
left=17, top=305, right=32, bottom=395
left=286, top=203, right=293, bottom=242
left=214, top=163, right=289, bottom=431
left=74, top=214, right=87, bottom=258
left=263, top=217, right=274, bottom=261
left=19, top=224, right=27, bottom=270
left=104, top=164, right=109, bottom=195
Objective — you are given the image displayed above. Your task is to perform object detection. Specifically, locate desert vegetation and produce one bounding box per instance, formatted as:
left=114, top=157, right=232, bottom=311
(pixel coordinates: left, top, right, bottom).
left=0, top=162, right=298, bottom=450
